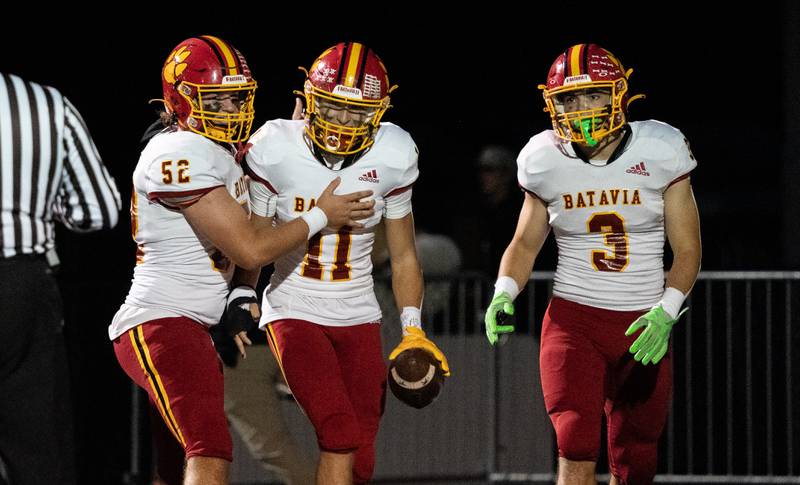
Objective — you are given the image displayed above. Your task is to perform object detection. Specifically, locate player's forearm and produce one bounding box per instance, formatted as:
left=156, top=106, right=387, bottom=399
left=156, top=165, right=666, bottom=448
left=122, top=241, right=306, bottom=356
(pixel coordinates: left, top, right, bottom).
left=231, top=265, right=261, bottom=289
left=665, top=248, right=701, bottom=295
left=497, top=240, right=537, bottom=294
left=391, top=259, right=424, bottom=309
left=241, top=218, right=310, bottom=269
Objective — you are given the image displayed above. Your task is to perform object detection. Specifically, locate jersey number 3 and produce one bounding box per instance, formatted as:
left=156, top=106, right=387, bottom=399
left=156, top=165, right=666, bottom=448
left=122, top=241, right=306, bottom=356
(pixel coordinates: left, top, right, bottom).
left=301, top=227, right=352, bottom=281
left=587, top=212, right=629, bottom=272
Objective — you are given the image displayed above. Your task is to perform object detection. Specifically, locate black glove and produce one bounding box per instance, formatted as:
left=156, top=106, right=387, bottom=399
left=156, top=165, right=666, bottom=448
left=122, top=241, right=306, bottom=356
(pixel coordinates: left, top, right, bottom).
left=214, top=286, right=259, bottom=368
left=222, top=285, right=259, bottom=337
left=210, top=324, right=239, bottom=368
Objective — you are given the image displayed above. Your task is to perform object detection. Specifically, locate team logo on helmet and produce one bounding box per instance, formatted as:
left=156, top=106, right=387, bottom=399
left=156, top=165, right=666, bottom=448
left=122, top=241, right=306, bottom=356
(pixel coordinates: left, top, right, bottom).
left=163, top=46, right=191, bottom=85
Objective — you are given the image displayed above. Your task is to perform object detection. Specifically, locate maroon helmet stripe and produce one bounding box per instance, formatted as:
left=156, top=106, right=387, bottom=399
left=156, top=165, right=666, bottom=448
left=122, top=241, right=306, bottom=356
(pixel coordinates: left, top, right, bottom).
left=356, top=46, right=370, bottom=90
left=211, top=36, right=243, bottom=73
left=197, top=37, right=228, bottom=74
left=231, top=47, right=243, bottom=73
left=336, top=42, right=349, bottom=85
left=573, top=44, right=585, bottom=76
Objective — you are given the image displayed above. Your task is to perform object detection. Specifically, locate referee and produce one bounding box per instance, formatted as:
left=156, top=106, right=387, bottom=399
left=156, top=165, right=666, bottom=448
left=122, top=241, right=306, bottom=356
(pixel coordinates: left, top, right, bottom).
left=0, top=72, right=120, bottom=485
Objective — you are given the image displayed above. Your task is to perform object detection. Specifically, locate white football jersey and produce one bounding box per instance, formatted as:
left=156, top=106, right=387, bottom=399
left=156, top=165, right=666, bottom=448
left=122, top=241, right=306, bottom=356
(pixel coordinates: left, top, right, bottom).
left=109, top=130, right=249, bottom=340
left=518, top=120, right=697, bottom=311
left=246, top=119, right=418, bottom=326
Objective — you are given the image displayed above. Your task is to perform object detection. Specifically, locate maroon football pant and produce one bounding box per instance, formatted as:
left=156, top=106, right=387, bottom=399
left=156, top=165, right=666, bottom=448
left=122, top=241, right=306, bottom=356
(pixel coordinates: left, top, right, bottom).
left=540, top=297, right=672, bottom=485
left=114, top=317, right=232, bottom=462
left=266, top=319, right=386, bottom=485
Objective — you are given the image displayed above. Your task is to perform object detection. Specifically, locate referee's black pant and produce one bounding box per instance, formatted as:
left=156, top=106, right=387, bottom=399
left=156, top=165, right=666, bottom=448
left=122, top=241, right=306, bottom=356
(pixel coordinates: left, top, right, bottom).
left=0, top=256, right=75, bottom=485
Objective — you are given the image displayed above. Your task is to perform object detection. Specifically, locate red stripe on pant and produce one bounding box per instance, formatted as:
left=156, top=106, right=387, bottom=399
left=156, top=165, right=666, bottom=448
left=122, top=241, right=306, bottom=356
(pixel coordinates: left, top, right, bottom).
left=267, top=319, right=386, bottom=484
left=113, top=316, right=232, bottom=461
left=540, top=297, right=671, bottom=484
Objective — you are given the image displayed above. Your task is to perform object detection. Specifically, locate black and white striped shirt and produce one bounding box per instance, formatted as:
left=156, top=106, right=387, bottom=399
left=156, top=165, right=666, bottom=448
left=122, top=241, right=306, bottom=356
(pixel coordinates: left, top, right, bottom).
left=0, top=73, right=121, bottom=258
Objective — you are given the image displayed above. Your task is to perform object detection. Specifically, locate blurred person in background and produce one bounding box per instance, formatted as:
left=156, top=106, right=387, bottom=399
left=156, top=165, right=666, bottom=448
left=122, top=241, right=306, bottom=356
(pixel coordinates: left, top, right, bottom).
left=212, top=279, right=316, bottom=485
left=455, top=145, right=523, bottom=276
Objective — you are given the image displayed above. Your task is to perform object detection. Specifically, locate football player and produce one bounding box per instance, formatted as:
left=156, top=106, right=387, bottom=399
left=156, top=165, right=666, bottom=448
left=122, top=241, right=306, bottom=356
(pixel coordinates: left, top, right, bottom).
left=484, top=44, right=701, bottom=485
left=109, top=36, right=374, bottom=485
left=242, top=42, right=451, bottom=485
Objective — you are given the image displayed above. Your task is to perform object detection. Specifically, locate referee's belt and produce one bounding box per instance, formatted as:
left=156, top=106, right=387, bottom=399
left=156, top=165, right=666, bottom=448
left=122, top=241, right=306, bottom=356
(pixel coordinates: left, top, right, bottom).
left=0, top=249, right=59, bottom=267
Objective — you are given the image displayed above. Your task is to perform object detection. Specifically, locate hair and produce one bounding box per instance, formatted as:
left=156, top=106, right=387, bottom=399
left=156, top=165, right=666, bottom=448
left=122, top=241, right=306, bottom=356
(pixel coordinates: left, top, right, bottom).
left=159, top=109, right=177, bottom=127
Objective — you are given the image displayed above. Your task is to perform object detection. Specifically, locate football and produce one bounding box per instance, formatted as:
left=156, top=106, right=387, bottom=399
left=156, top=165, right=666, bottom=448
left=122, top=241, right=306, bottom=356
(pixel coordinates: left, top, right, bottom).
left=387, top=347, right=445, bottom=409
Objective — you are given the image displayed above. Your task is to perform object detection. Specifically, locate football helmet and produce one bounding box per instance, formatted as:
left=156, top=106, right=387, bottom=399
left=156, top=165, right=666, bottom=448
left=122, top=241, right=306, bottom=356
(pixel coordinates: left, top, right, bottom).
left=161, top=35, right=257, bottom=143
left=538, top=44, right=644, bottom=145
left=299, top=42, right=395, bottom=156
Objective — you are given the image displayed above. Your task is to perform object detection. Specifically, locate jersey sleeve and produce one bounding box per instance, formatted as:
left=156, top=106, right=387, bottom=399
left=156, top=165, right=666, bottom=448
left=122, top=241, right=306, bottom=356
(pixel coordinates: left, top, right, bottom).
left=248, top=177, right=278, bottom=217
left=516, top=132, right=552, bottom=201
left=383, top=187, right=413, bottom=219
left=144, top=142, right=226, bottom=208
left=667, top=130, right=698, bottom=188
left=242, top=121, right=281, bottom=188
left=383, top=132, right=418, bottom=219
left=385, top=133, right=419, bottom=197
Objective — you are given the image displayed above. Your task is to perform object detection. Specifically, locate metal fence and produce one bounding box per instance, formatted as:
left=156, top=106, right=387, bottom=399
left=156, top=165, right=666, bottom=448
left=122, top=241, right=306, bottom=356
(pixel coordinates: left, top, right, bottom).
left=486, top=271, right=800, bottom=484
left=128, top=271, right=800, bottom=484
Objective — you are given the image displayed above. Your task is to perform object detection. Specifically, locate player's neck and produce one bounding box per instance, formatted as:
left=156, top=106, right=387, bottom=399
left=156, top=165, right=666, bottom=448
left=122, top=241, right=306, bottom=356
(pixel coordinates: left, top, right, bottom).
left=573, top=129, right=626, bottom=163
left=320, top=151, right=346, bottom=169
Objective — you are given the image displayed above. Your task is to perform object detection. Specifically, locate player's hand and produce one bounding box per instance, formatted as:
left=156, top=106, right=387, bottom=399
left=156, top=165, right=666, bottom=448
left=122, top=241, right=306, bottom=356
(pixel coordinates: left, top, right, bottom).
left=625, top=305, right=687, bottom=365
left=484, top=292, right=515, bottom=345
left=222, top=286, right=260, bottom=359
left=316, top=177, right=375, bottom=229
left=292, top=98, right=305, bottom=121
left=389, top=327, right=451, bottom=377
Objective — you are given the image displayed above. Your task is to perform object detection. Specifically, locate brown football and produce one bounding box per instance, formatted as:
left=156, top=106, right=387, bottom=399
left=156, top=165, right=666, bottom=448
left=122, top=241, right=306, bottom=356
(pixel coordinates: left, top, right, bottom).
left=388, top=347, right=445, bottom=409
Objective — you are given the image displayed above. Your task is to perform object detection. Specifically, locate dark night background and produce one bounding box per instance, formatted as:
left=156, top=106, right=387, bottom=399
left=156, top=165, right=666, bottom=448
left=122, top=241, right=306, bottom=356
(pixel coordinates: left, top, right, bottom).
left=1, top=3, right=798, bottom=482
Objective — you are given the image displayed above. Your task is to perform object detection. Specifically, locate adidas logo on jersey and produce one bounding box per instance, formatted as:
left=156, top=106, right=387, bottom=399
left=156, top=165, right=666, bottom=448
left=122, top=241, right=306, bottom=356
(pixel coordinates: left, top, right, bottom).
left=626, top=162, right=650, bottom=176
left=359, top=169, right=380, bottom=183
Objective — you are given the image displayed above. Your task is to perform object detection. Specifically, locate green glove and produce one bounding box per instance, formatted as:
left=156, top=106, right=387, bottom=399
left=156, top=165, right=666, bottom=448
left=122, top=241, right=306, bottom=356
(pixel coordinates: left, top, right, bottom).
left=484, top=292, right=516, bottom=345
left=625, top=305, right=688, bottom=365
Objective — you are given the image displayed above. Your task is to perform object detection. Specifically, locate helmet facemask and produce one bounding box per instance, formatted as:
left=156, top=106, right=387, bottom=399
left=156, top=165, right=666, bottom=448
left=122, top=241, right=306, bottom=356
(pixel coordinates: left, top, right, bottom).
left=303, top=80, right=389, bottom=156
left=542, top=78, right=628, bottom=146
left=178, top=79, right=257, bottom=143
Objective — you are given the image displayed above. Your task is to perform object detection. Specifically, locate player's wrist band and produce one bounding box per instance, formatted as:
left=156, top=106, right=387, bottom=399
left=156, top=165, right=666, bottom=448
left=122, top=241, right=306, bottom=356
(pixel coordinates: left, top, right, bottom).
left=659, top=287, right=686, bottom=319
left=300, top=207, right=328, bottom=239
left=400, top=307, right=422, bottom=334
left=494, top=276, right=520, bottom=300
left=229, top=285, right=256, bottom=301
left=228, top=285, right=257, bottom=311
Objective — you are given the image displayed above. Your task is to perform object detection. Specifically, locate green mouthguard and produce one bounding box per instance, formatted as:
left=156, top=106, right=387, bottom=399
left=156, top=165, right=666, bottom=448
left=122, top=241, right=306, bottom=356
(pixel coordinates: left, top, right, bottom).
left=573, top=118, right=600, bottom=146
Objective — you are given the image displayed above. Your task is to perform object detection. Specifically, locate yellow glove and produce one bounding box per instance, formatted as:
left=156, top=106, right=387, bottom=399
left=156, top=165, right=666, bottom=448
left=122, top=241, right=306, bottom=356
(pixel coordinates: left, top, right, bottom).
left=389, top=327, right=451, bottom=377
